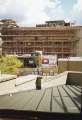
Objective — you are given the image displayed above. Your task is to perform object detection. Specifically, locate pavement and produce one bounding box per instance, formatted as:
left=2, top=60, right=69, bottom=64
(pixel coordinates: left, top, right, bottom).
left=0, top=72, right=68, bottom=95
left=0, top=74, right=37, bottom=95
left=0, top=74, right=17, bottom=82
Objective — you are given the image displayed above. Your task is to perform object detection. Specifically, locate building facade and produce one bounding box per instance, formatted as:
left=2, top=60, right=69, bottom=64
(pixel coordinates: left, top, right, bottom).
left=0, top=19, right=82, bottom=58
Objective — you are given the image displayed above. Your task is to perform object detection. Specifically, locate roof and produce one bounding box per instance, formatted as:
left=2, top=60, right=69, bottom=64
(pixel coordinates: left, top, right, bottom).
left=1, top=25, right=82, bottom=31
left=46, top=20, right=65, bottom=23
left=0, top=85, right=81, bottom=113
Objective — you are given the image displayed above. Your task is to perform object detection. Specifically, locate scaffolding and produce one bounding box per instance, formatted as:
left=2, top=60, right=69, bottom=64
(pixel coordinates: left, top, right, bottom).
left=0, top=23, right=80, bottom=58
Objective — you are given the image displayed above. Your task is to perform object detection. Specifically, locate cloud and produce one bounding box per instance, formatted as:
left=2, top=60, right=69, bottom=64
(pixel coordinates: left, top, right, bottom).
left=0, top=0, right=65, bottom=26
left=70, top=0, right=82, bottom=24
left=0, top=0, right=27, bottom=23
left=45, top=0, right=65, bottom=20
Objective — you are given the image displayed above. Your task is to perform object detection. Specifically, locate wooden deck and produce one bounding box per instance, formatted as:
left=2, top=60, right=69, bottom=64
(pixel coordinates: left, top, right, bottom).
left=0, top=85, right=81, bottom=113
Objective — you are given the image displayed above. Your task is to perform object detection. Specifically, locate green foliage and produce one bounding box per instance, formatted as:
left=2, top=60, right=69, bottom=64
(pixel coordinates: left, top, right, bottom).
left=0, top=55, right=23, bottom=74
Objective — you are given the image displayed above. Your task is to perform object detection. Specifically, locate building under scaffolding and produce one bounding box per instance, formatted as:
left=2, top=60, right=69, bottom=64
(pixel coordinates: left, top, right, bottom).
left=0, top=19, right=82, bottom=58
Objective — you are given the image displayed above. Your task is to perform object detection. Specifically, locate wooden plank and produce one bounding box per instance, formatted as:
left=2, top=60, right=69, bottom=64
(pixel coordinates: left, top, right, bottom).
left=58, top=86, right=68, bottom=97
left=61, top=96, right=80, bottom=113
left=0, top=94, right=12, bottom=109
left=23, top=90, right=45, bottom=111
left=63, top=85, right=76, bottom=97
left=10, top=91, right=36, bottom=110
left=0, top=91, right=34, bottom=109
left=37, top=88, right=52, bottom=112
left=57, top=86, right=68, bottom=112
left=63, top=85, right=81, bottom=113
left=53, top=87, right=60, bottom=97
left=52, top=96, right=65, bottom=112
left=64, top=86, right=81, bottom=107
left=55, top=85, right=80, bottom=113
left=72, top=86, right=81, bottom=93
left=76, top=86, right=82, bottom=89
left=0, top=85, right=81, bottom=113
left=52, top=86, right=65, bottom=112
left=67, top=85, right=81, bottom=96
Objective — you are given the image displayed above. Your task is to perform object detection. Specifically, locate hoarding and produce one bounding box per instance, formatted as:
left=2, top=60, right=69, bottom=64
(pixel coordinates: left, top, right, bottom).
left=42, top=55, right=57, bottom=66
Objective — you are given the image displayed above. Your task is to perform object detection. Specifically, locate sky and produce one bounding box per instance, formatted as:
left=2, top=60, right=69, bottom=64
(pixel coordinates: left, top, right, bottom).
left=0, top=0, right=82, bottom=26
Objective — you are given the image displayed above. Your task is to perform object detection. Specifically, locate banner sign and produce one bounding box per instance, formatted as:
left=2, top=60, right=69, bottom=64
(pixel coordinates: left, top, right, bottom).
left=42, top=58, right=49, bottom=64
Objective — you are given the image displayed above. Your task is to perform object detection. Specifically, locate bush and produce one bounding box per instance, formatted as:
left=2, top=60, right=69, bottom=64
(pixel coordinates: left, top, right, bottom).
left=0, top=55, right=23, bottom=74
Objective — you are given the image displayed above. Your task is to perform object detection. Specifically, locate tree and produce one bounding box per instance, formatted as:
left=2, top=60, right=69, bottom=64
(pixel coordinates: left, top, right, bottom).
left=0, top=55, right=22, bottom=74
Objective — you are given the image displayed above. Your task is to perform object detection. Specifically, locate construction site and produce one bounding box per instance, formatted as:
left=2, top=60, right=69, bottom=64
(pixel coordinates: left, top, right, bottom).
left=0, top=19, right=82, bottom=119
left=0, top=19, right=82, bottom=58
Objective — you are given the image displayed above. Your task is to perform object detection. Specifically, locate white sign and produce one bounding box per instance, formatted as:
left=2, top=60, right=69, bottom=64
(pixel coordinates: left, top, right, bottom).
left=42, top=55, right=57, bottom=66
